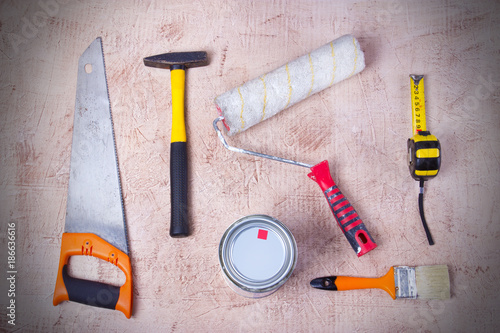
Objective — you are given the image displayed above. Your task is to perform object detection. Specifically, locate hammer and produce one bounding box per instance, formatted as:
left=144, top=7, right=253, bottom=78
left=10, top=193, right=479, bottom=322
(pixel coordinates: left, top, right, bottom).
left=144, top=51, right=208, bottom=237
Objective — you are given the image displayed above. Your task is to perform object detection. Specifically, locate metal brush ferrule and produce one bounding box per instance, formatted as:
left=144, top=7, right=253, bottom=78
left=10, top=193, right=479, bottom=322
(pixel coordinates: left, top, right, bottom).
left=394, top=266, right=417, bottom=299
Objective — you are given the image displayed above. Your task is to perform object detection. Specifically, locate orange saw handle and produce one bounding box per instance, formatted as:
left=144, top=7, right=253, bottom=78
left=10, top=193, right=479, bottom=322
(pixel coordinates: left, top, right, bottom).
left=53, top=233, right=133, bottom=318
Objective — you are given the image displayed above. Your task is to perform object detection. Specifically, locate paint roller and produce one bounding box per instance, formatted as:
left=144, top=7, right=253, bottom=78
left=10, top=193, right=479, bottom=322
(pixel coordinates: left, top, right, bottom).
left=213, top=34, right=377, bottom=257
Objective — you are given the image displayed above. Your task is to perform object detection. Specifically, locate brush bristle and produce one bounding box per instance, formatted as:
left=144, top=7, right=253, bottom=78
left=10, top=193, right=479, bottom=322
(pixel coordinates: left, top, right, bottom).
left=415, top=265, right=450, bottom=299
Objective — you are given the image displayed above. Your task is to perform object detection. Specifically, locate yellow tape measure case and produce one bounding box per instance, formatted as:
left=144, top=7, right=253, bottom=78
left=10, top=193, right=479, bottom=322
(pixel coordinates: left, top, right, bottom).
left=407, top=131, right=441, bottom=181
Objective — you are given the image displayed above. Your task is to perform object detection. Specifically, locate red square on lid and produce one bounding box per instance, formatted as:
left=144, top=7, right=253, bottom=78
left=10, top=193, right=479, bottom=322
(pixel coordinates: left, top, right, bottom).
left=257, top=229, right=268, bottom=240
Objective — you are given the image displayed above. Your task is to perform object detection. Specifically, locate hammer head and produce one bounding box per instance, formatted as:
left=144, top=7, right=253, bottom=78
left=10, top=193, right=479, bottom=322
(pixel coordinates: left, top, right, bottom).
left=143, top=51, right=208, bottom=70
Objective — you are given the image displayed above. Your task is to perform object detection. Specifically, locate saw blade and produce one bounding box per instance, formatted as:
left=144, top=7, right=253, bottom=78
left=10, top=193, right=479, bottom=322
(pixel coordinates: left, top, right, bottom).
left=64, top=37, right=128, bottom=254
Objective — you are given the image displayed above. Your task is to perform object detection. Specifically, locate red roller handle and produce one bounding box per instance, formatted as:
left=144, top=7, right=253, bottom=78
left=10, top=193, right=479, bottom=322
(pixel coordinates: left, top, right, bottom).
left=308, top=160, right=377, bottom=257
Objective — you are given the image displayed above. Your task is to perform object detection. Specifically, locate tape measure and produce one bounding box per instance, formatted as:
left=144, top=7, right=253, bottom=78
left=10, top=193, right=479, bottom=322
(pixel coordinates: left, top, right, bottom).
left=407, top=74, right=441, bottom=180
left=407, top=132, right=440, bottom=180
left=407, top=74, right=441, bottom=245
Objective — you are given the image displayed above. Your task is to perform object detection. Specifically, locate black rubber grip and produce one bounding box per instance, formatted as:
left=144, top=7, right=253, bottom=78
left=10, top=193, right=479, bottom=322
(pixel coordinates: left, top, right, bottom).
left=170, top=141, right=189, bottom=237
left=62, top=265, right=119, bottom=309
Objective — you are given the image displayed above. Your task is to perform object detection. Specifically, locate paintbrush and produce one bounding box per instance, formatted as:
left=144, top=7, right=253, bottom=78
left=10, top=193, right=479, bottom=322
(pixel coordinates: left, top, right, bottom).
left=310, top=265, right=450, bottom=300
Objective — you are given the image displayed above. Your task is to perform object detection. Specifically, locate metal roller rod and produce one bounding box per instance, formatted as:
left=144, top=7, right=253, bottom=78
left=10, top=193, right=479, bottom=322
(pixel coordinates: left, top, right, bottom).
left=213, top=116, right=313, bottom=169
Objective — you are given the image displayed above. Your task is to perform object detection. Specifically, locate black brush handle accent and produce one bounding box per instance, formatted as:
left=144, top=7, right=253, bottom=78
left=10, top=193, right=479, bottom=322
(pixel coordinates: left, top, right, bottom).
left=170, top=141, right=189, bottom=237
left=310, top=276, right=338, bottom=290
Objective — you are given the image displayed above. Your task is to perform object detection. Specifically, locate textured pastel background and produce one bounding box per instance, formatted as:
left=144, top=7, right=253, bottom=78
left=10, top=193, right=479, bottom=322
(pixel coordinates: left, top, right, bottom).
left=1, top=0, right=499, bottom=331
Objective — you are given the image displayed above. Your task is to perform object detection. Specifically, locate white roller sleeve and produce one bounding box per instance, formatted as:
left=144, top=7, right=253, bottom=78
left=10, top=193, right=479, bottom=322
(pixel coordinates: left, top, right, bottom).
left=215, top=34, right=365, bottom=136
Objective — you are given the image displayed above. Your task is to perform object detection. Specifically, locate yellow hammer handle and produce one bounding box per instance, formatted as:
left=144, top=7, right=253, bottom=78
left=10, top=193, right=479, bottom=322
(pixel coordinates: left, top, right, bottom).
left=171, top=69, right=186, bottom=143
left=410, top=75, right=427, bottom=135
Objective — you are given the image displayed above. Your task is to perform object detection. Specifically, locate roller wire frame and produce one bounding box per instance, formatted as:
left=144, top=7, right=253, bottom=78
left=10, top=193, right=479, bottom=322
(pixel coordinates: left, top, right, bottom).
left=213, top=117, right=313, bottom=168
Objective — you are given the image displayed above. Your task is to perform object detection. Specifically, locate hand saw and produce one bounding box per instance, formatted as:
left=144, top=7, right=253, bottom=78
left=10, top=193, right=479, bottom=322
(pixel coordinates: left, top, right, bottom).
left=53, top=37, right=133, bottom=318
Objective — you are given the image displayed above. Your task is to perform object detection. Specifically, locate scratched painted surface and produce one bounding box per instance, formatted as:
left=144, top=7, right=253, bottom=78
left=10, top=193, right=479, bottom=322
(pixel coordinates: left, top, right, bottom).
left=0, top=0, right=499, bottom=331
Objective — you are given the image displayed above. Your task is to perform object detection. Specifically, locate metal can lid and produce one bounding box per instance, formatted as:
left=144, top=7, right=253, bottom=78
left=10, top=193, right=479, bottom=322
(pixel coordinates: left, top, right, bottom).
left=219, top=215, right=297, bottom=294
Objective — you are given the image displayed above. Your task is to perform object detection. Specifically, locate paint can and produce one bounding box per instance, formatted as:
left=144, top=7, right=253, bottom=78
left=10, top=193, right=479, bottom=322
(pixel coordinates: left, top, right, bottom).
left=218, top=215, right=297, bottom=298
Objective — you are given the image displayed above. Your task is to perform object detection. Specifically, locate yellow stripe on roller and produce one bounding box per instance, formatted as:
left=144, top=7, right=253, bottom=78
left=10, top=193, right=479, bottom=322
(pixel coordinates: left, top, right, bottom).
left=260, top=74, right=267, bottom=121
left=348, top=36, right=358, bottom=78
left=330, top=42, right=336, bottom=86
left=307, top=53, right=315, bottom=97
left=170, top=69, right=186, bottom=143
left=238, top=87, right=245, bottom=130
left=284, top=63, right=292, bottom=109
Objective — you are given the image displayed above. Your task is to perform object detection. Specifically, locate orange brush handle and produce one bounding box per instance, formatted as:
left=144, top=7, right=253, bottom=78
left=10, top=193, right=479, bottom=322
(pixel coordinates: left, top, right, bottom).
left=53, top=233, right=133, bottom=318
left=335, top=267, right=396, bottom=299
